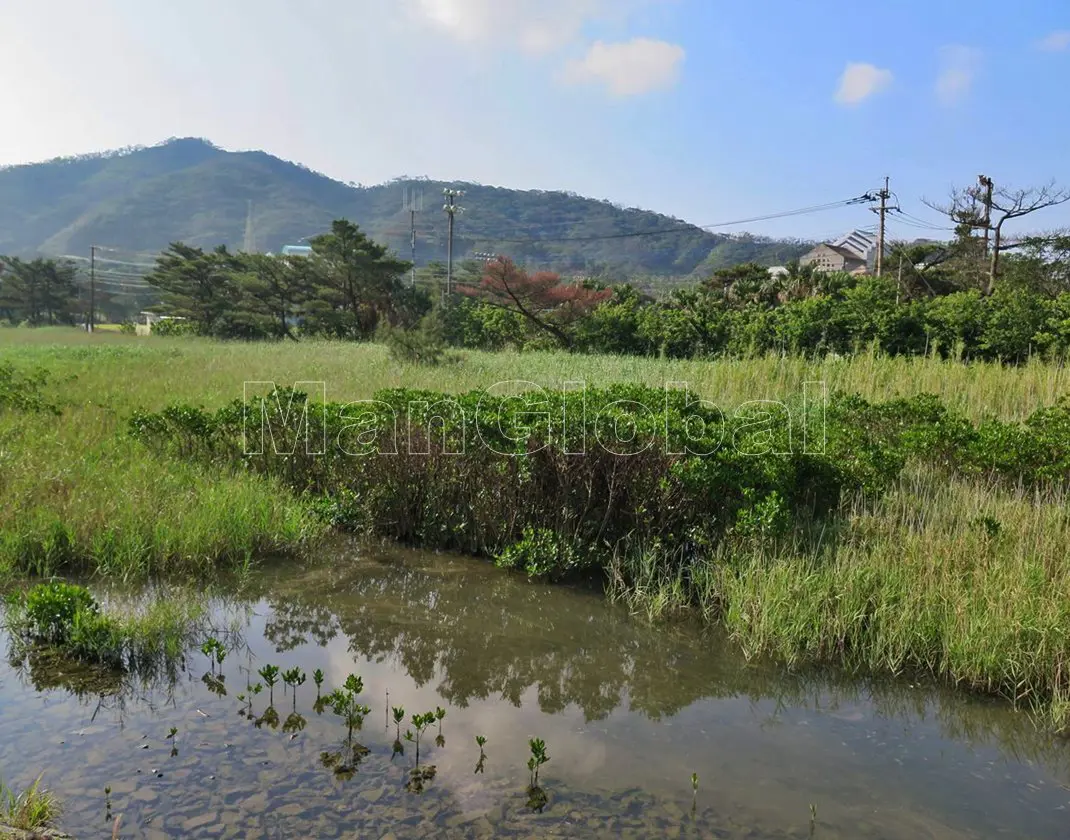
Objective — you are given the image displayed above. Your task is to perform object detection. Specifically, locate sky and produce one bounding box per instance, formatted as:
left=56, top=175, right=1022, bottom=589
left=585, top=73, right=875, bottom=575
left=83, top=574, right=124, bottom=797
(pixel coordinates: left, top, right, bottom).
left=1, top=0, right=1068, bottom=241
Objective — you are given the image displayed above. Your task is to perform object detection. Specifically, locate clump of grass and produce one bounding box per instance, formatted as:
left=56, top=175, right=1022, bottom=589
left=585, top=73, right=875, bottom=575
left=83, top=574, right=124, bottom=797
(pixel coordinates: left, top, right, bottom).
left=687, top=467, right=1070, bottom=728
left=5, top=580, right=206, bottom=675
left=1, top=774, right=61, bottom=832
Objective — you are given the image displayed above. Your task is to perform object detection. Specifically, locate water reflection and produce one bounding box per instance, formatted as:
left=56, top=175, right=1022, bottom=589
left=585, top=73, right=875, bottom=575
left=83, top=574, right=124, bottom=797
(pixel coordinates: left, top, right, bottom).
left=1, top=542, right=1069, bottom=839
left=247, top=543, right=1070, bottom=780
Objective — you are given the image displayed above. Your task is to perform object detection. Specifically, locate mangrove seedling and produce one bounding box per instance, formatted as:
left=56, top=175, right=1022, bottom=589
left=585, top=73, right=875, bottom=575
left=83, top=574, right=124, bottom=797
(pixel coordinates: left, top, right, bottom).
left=409, top=712, right=436, bottom=766
left=434, top=705, right=447, bottom=748
left=104, top=785, right=112, bottom=822
left=809, top=803, right=817, bottom=837
left=200, top=638, right=225, bottom=672
left=392, top=706, right=405, bottom=741
left=282, top=667, right=306, bottom=710
left=329, top=675, right=370, bottom=743
left=325, top=676, right=371, bottom=777
left=258, top=664, right=279, bottom=706
left=527, top=738, right=549, bottom=788
left=691, top=772, right=698, bottom=815
left=313, top=668, right=325, bottom=697
left=474, top=735, right=487, bottom=775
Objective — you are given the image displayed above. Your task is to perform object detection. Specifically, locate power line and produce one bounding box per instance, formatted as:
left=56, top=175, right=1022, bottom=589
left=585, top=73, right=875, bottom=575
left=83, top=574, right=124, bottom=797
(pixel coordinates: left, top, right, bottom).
left=891, top=209, right=954, bottom=231
left=482, top=196, right=874, bottom=245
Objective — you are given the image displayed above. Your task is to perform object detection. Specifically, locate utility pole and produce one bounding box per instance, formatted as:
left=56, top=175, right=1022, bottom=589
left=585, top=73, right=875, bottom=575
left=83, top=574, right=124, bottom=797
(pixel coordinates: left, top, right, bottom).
left=872, top=176, right=890, bottom=277
left=403, top=186, right=424, bottom=288
left=896, top=254, right=903, bottom=304
left=88, top=245, right=96, bottom=333
left=977, top=174, right=994, bottom=257
left=442, top=188, right=464, bottom=305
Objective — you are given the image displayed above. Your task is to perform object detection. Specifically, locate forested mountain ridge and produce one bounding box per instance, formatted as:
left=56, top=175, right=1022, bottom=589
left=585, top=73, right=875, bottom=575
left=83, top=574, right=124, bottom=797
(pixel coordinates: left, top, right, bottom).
left=0, top=138, right=810, bottom=277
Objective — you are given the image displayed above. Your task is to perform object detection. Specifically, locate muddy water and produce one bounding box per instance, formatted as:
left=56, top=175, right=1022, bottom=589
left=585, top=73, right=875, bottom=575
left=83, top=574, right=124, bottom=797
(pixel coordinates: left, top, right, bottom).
left=2, top=542, right=1070, bottom=838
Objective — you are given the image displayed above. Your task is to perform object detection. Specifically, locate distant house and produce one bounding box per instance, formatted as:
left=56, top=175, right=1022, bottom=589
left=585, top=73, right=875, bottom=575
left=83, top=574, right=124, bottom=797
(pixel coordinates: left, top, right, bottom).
left=279, top=245, right=313, bottom=258
left=800, top=230, right=878, bottom=275
left=767, top=266, right=790, bottom=280
left=135, top=312, right=184, bottom=336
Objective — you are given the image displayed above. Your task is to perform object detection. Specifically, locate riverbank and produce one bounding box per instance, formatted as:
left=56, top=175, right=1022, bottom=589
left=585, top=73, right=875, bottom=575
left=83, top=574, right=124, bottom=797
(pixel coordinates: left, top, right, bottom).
left=2, top=328, right=1069, bottom=729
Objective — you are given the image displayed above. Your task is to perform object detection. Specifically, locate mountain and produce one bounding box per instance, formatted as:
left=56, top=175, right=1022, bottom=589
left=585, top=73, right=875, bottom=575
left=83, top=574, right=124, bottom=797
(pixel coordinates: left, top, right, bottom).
left=0, top=138, right=811, bottom=277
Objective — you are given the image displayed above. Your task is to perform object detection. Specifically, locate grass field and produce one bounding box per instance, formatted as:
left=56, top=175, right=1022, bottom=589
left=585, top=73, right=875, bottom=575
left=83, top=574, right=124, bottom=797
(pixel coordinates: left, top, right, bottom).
left=3, top=327, right=1070, bottom=727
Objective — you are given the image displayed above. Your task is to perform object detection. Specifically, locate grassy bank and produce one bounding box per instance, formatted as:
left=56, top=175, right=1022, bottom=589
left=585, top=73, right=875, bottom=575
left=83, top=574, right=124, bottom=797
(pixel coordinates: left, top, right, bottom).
left=3, top=328, right=1070, bottom=728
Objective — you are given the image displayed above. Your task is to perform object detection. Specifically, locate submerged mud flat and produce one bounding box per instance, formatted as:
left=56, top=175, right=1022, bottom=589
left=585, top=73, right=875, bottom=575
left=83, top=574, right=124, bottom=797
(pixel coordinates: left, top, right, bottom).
left=2, top=543, right=1070, bottom=838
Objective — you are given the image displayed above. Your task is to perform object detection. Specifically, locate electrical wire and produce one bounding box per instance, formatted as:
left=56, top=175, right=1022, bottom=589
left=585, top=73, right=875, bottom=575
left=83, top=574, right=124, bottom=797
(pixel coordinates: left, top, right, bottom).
left=478, top=196, right=875, bottom=245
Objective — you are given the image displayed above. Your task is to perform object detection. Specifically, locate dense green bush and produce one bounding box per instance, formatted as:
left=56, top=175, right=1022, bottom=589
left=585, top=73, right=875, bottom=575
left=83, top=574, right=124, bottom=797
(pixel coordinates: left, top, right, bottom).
left=6, top=582, right=203, bottom=673
left=130, top=384, right=906, bottom=579
left=8, top=581, right=99, bottom=644
left=130, top=384, right=1070, bottom=581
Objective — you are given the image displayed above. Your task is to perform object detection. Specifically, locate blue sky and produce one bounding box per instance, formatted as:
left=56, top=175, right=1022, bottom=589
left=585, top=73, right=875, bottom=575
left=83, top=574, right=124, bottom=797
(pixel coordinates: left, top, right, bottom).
left=1, top=0, right=1068, bottom=240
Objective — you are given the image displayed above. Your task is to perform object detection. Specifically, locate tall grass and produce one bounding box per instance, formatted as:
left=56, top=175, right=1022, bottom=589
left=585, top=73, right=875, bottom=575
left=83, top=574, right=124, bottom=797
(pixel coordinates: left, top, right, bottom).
left=4, top=329, right=1070, bottom=727
left=0, top=332, right=322, bottom=581
left=0, top=774, right=61, bottom=832
left=2, top=327, right=1065, bottom=418
left=612, top=464, right=1070, bottom=729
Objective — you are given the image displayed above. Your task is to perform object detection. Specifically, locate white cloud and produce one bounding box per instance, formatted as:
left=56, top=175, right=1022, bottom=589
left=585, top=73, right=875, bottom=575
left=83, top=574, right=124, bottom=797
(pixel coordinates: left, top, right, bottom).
left=1037, top=30, right=1070, bottom=52
left=561, top=38, right=685, bottom=96
left=935, top=45, right=981, bottom=105
left=834, top=62, right=893, bottom=106
left=410, top=0, right=621, bottom=54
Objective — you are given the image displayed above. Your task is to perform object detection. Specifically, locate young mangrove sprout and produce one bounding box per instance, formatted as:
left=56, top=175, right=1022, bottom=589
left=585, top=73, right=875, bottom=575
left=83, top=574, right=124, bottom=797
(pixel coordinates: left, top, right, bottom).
left=282, top=667, right=306, bottom=710
left=474, top=735, right=487, bottom=774
left=313, top=668, right=325, bottom=697
left=200, top=638, right=225, bottom=672
left=325, top=674, right=371, bottom=776
left=258, top=664, right=279, bottom=707
left=408, top=712, right=436, bottom=766
left=809, top=802, right=817, bottom=837
left=527, top=738, right=549, bottom=788
left=392, top=707, right=405, bottom=741
left=434, top=706, right=447, bottom=748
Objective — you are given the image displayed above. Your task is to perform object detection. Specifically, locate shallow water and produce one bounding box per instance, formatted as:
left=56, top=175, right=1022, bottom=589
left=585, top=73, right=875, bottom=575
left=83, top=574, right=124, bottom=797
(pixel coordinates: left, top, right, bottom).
left=3, top=542, right=1070, bottom=838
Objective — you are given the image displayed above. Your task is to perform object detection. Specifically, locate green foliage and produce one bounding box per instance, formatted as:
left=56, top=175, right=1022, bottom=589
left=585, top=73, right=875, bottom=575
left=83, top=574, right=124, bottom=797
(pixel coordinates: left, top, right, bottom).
left=0, top=257, right=79, bottom=326
left=10, top=581, right=99, bottom=644
left=151, top=317, right=196, bottom=337
left=130, top=383, right=908, bottom=580
left=379, top=311, right=450, bottom=366
left=527, top=737, right=550, bottom=787
left=497, top=527, right=586, bottom=580
left=6, top=582, right=204, bottom=675
left=0, top=363, right=60, bottom=415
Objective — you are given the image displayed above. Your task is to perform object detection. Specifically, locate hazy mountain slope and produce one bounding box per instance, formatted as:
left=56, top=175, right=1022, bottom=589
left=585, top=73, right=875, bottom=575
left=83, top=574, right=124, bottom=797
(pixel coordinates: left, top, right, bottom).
left=0, top=138, right=810, bottom=275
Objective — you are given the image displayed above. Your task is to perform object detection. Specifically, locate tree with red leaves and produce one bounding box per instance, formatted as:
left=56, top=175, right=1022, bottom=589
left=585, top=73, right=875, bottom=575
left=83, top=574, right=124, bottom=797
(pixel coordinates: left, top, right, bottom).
left=457, top=256, right=612, bottom=349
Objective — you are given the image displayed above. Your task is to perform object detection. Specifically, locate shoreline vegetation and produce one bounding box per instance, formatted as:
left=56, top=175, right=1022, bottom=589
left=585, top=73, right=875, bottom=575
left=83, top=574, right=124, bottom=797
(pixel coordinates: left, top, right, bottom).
left=2, top=329, right=1070, bottom=730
